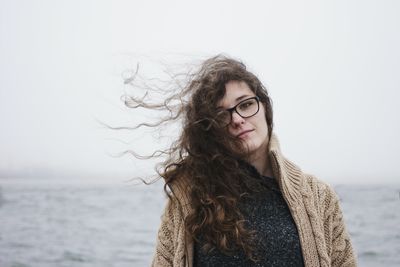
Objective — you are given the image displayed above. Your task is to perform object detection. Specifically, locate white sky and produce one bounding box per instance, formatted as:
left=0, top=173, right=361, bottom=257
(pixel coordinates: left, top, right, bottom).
left=0, top=0, right=399, bottom=184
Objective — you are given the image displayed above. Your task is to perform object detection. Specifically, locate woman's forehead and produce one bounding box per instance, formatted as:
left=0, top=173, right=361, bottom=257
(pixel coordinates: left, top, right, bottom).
left=217, top=81, right=255, bottom=108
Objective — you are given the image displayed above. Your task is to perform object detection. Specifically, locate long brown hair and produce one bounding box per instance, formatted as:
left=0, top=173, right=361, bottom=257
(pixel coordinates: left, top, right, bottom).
left=125, top=54, right=273, bottom=261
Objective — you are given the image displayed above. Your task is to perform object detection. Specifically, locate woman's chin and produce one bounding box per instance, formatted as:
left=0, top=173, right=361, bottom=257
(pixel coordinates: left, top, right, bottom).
left=241, top=140, right=256, bottom=153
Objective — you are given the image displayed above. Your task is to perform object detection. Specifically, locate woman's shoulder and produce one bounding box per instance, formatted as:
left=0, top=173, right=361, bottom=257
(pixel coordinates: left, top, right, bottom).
left=302, top=173, right=332, bottom=191
left=164, top=175, right=193, bottom=216
left=301, top=173, right=340, bottom=207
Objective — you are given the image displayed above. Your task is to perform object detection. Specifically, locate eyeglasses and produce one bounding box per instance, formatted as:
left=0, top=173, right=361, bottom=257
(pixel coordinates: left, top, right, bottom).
left=217, top=96, right=260, bottom=127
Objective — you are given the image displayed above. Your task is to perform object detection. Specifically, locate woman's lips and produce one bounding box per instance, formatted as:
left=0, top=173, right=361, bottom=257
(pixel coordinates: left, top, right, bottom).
left=237, top=129, right=254, bottom=138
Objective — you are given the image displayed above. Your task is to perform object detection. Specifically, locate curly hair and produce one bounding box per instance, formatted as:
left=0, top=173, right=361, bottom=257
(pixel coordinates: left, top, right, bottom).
left=124, top=54, right=273, bottom=261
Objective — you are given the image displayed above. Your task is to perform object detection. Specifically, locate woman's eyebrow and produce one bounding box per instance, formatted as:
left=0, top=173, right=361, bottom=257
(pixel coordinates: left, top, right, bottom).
left=235, top=94, right=253, bottom=102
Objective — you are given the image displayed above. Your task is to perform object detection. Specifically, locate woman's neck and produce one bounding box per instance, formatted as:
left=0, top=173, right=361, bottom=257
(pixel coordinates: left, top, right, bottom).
left=249, top=145, right=273, bottom=177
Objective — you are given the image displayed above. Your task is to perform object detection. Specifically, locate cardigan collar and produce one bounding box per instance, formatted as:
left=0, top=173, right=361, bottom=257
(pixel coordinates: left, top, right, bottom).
left=268, top=133, right=304, bottom=206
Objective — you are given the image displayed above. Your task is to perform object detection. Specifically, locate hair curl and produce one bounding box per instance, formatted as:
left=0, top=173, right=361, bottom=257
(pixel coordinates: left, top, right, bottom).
left=124, top=54, right=273, bottom=261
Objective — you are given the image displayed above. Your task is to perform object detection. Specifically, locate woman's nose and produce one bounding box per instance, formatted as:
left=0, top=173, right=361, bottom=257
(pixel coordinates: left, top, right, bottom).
left=230, top=110, right=245, bottom=125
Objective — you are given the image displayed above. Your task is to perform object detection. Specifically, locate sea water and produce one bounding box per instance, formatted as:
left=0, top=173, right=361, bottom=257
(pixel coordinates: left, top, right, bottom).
left=0, top=180, right=399, bottom=267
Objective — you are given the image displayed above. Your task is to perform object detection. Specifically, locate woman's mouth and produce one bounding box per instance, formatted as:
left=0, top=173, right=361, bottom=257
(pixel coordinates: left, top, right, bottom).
left=237, top=129, right=254, bottom=138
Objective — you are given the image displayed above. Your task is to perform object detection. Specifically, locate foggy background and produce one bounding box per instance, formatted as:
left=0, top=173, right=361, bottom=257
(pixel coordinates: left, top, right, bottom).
left=1, top=0, right=399, bottom=185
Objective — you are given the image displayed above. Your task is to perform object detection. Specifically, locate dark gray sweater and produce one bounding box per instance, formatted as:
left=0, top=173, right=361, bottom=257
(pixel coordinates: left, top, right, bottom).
left=193, top=170, right=304, bottom=267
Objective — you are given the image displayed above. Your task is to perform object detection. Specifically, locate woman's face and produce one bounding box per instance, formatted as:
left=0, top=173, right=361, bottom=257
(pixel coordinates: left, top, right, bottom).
left=217, top=80, right=269, bottom=156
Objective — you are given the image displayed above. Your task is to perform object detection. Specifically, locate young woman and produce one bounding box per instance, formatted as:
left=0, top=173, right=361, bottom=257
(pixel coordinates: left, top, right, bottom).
left=138, top=55, right=357, bottom=266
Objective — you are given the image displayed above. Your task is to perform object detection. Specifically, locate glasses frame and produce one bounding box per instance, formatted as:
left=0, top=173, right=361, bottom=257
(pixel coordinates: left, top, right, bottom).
left=220, top=96, right=260, bottom=126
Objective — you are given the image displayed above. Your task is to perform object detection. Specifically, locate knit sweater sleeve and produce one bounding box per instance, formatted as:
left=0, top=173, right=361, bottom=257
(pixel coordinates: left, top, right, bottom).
left=151, top=198, right=176, bottom=267
left=322, top=184, right=357, bottom=267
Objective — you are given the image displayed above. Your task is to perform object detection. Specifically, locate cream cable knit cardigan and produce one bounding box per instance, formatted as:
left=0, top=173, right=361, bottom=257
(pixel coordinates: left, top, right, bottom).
left=151, top=135, right=357, bottom=267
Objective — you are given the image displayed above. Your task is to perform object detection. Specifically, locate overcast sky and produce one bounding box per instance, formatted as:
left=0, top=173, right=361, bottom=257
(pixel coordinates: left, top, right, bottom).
left=0, top=0, right=399, bottom=184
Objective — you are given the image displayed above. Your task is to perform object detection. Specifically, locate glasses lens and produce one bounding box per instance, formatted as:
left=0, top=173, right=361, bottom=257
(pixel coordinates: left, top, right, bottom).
left=215, top=97, right=260, bottom=128
left=236, top=98, right=259, bottom=118
left=216, top=110, right=231, bottom=127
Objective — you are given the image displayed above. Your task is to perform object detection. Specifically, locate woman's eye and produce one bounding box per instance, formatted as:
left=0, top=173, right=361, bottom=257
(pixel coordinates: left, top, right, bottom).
left=216, top=110, right=230, bottom=120
left=239, top=101, right=253, bottom=109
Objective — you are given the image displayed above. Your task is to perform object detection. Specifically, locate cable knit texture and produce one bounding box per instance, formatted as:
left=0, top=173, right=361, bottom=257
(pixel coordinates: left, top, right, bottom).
left=151, top=134, right=357, bottom=267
